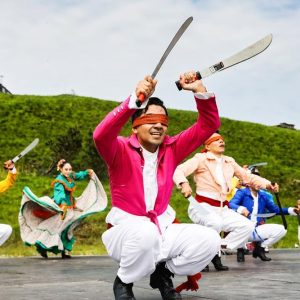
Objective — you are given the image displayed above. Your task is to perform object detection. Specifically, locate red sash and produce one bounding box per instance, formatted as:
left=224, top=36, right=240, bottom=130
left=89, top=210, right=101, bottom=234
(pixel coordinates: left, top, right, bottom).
left=195, top=194, right=229, bottom=207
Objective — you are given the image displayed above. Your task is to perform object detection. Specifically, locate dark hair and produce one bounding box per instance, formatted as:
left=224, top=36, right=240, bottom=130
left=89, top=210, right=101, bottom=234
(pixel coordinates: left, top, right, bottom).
left=57, top=159, right=69, bottom=171
left=131, top=97, right=168, bottom=123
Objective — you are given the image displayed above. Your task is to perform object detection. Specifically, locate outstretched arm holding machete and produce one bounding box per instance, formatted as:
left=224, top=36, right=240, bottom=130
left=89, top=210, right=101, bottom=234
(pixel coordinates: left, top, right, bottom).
left=0, top=160, right=17, bottom=245
left=1, top=138, right=39, bottom=192
left=0, top=161, right=15, bottom=245
left=0, top=160, right=17, bottom=194
left=1, top=138, right=39, bottom=246
left=0, top=159, right=17, bottom=245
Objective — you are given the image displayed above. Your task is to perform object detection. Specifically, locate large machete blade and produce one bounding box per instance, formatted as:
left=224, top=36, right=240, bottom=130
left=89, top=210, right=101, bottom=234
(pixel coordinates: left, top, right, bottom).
left=151, top=16, right=193, bottom=79
left=176, top=34, right=273, bottom=90
left=136, top=16, right=193, bottom=106
left=11, top=138, right=39, bottom=163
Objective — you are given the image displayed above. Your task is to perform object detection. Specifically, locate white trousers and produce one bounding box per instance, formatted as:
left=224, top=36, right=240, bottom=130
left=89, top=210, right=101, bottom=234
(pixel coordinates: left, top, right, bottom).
left=102, top=219, right=220, bottom=284
left=0, top=224, right=12, bottom=246
left=249, top=223, right=287, bottom=248
left=188, top=203, right=255, bottom=250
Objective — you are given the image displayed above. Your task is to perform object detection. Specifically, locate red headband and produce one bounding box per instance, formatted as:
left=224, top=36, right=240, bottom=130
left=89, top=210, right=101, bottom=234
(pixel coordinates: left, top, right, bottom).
left=204, top=134, right=224, bottom=145
left=201, top=134, right=224, bottom=152
left=132, top=114, right=169, bottom=128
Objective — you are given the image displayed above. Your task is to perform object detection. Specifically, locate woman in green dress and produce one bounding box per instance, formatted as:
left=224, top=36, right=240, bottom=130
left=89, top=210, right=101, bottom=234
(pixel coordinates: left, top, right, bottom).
left=37, top=159, right=94, bottom=259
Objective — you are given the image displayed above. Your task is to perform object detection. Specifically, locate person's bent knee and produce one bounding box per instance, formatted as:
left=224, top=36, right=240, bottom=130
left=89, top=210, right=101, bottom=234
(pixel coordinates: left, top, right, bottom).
left=204, top=226, right=221, bottom=250
left=205, top=220, right=222, bottom=233
left=133, top=222, right=160, bottom=251
left=190, top=224, right=221, bottom=249
left=276, top=224, right=287, bottom=238
left=1, top=224, right=12, bottom=236
left=0, top=224, right=13, bottom=246
left=249, top=222, right=255, bottom=233
left=6, top=224, right=13, bottom=236
left=244, top=220, right=255, bottom=234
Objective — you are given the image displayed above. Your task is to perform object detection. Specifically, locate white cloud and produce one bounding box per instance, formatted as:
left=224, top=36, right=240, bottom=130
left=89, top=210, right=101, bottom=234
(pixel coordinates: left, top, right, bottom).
left=0, top=0, right=299, bottom=128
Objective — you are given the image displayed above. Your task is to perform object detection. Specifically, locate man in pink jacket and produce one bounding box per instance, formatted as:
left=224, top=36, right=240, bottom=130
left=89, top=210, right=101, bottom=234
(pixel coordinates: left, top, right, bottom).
left=173, top=133, right=278, bottom=271
left=93, top=71, right=221, bottom=300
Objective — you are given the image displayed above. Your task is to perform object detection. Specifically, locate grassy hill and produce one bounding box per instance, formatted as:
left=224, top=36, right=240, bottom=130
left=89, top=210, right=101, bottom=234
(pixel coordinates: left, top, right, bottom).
left=0, top=93, right=299, bottom=256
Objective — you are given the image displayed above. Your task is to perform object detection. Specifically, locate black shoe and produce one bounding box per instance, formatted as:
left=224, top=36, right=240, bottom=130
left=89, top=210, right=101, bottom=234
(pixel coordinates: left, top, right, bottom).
left=252, top=243, right=271, bottom=261
left=150, top=262, right=182, bottom=300
left=237, top=248, right=245, bottom=262
left=212, top=254, right=229, bottom=271
left=61, top=250, right=72, bottom=259
left=202, top=265, right=209, bottom=272
left=113, top=276, right=136, bottom=300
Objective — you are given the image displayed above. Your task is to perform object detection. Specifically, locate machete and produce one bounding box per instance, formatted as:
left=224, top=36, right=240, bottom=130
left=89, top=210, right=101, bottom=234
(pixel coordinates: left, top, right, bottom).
left=248, top=162, right=268, bottom=170
left=250, top=212, right=276, bottom=218
left=136, top=16, right=193, bottom=107
left=11, top=138, right=39, bottom=164
left=175, top=34, right=273, bottom=90
left=273, top=189, right=288, bottom=230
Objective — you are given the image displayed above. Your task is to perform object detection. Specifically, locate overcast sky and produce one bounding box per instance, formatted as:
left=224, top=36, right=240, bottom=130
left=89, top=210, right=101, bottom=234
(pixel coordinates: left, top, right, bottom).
left=1, top=0, right=299, bottom=129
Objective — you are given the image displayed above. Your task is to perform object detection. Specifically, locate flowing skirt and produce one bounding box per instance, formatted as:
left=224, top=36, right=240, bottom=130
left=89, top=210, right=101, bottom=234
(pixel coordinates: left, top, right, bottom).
left=19, top=173, right=107, bottom=254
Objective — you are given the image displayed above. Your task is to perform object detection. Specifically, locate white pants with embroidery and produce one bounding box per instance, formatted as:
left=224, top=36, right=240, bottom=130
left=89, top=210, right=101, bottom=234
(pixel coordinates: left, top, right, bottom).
left=102, top=220, right=220, bottom=284
left=188, top=203, right=255, bottom=250
left=0, top=224, right=12, bottom=246
left=249, top=223, right=287, bottom=248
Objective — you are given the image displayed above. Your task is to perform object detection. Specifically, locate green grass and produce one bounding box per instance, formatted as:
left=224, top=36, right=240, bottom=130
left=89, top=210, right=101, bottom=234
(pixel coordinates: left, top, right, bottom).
left=0, top=93, right=299, bottom=256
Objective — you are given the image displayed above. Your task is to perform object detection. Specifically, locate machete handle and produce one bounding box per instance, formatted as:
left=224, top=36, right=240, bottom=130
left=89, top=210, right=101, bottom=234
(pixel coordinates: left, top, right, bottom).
left=3, top=166, right=14, bottom=170
left=271, top=182, right=288, bottom=229
left=3, top=160, right=14, bottom=170
left=271, top=182, right=279, bottom=194
left=136, top=93, right=146, bottom=108
left=175, top=71, right=202, bottom=91
left=271, top=182, right=280, bottom=196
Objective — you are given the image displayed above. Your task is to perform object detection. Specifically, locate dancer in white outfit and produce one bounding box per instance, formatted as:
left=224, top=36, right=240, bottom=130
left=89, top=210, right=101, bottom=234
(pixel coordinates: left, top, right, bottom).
left=173, top=133, right=278, bottom=271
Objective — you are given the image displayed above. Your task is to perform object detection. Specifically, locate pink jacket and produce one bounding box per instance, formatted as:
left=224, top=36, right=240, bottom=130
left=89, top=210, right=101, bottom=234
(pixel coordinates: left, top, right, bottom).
left=93, top=95, right=220, bottom=218
left=173, top=152, right=271, bottom=202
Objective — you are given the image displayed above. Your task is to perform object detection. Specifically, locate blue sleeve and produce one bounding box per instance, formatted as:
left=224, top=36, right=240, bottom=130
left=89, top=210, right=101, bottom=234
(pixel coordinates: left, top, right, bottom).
left=73, top=170, right=89, bottom=181
left=265, top=195, right=289, bottom=215
left=53, top=182, right=66, bottom=205
left=229, top=189, right=245, bottom=211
